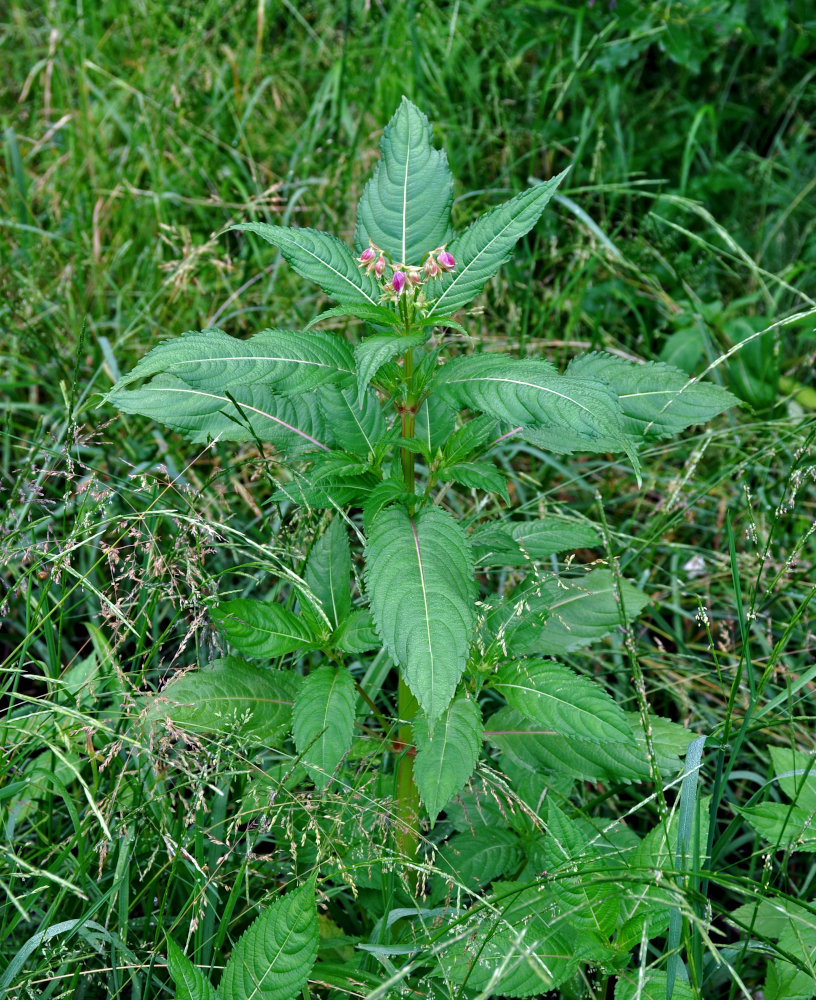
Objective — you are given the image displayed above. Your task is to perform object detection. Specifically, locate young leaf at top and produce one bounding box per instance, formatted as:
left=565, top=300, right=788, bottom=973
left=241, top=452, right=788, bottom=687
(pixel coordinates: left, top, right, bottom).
left=231, top=223, right=382, bottom=306
left=413, top=695, right=483, bottom=824
left=354, top=97, right=454, bottom=267
left=492, top=659, right=633, bottom=743
left=426, top=170, right=569, bottom=317
left=292, top=665, right=357, bottom=789
left=365, top=504, right=476, bottom=725
left=304, top=516, right=352, bottom=629
left=354, top=331, right=427, bottom=404
left=167, top=937, right=221, bottom=1000
left=107, top=328, right=354, bottom=396
left=567, top=352, right=738, bottom=438
left=219, top=880, right=319, bottom=1000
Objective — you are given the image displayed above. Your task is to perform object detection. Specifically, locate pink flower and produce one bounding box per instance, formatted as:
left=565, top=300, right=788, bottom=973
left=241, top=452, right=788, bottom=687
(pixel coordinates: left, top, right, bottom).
left=423, top=257, right=439, bottom=279
left=375, top=256, right=386, bottom=278
left=391, top=270, right=406, bottom=295
left=436, top=251, right=455, bottom=272
left=359, top=247, right=376, bottom=263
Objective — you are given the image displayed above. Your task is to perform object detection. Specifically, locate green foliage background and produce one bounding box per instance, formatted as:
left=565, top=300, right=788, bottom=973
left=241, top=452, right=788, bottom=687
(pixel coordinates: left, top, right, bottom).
left=1, top=1, right=815, bottom=998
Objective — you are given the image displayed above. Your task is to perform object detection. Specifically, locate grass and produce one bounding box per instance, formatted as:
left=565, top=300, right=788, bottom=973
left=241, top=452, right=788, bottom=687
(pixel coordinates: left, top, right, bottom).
left=2, top=1, right=816, bottom=997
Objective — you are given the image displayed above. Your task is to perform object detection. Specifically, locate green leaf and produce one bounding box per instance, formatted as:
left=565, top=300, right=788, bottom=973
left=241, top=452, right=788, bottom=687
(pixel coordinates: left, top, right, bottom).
left=306, top=303, right=400, bottom=329
left=433, top=827, right=523, bottom=897
left=442, top=415, right=499, bottom=464
left=155, top=657, right=298, bottom=746
left=438, top=882, right=573, bottom=996
left=445, top=461, right=509, bottom=502
left=354, top=332, right=427, bottom=404
left=568, top=352, right=738, bottom=438
left=433, top=355, right=640, bottom=477
left=614, top=970, right=695, bottom=1000
left=167, top=938, right=221, bottom=1000
left=487, top=707, right=693, bottom=784
left=292, top=666, right=356, bottom=789
left=510, top=516, right=600, bottom=559
left=110, top=374, right=333, bottom=452
left=108, top=328, right=354, bottom=396
left=415, top=394, right=456, bottom=455
left=331, top=609, right=380, bottom=655
left=213, top=599, right=319, bottom=657
left=220, top=881, right=319, bottom=1000
left=316, top=384, right=386, bottom=456
left=491, top=569, right=650, bottom=657
left=413, top=696, right=483, bottom=824
left=232, top=223, right=382, bottom=306
left=765, top=960, right=816, bottom=1000
left=427, top=171, right=569, bottom=316
left=365, top=504, right=476, bottom=724
left=304, top=517, right=351, bottom=629
left=769, top=745, right=816, bottom=813
left=739, top=802, right=816, bottom=852
left=493, top=660, right=633, bottom=743
left=354, top=97, right=454, bottom=267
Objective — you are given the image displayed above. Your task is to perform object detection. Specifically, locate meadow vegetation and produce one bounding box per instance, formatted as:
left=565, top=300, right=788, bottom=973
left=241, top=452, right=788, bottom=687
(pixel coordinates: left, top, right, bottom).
left=2, top=2, right=815, bottom=999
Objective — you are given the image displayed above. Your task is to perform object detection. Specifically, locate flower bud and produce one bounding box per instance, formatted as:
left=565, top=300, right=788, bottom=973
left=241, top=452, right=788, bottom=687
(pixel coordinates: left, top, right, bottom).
left=392, top=270, right=406, bottom=295
left=408, top=270, right=422, bottom=286
left=423, top=257, right=439, bottom=279
left=375, top=256, right=386, bottom=278
left=359, top=247, right=376, bottom=263
left=436, top=250, right=455, bottom=272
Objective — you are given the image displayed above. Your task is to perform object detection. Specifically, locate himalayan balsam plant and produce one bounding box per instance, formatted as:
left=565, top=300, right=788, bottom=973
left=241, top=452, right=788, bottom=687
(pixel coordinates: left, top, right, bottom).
left=106, top=99, right=737, bottom=1000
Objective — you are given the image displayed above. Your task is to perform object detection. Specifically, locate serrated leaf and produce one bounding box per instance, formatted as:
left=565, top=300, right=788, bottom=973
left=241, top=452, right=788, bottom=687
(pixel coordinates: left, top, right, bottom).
left=469, top=523, right=528, bottom=567
left=110, top=374, right=333, bottom=452
left=292, top=666, right=356, bottom=789
left=213, top=599, right=318, bottom=657
left=365, top=504, right=476, bottom=724
left=155, top=657, right=298, bottom=746
left=765, top=960, right=816, bottom=1000
left=220, top=881, right=318, bottom=1000
left=306, top=303, right=400, bottom=329
left=433, top=355, right=640, bottom=477
left=316, top=384, right=386, bottom=456
left=354, top=332, right=426, bottom=404
left=304, top=517, right=351, bottom=629
left=614, top=971, right=695, bottom=1000
left=769, top=745, right=816, bottom=813
left=443, top=415, right=499, bottom=464
left=108, top=328, right=354, bottom=396
left=510, top=516, right=600, bottom=559
left=167, top=938, right=220, bottom=1000
left=444, top=461, right=509, bottom=502
left=487, top=707, right=692, bottom=784
left=433, top=826, right=523, bottom=896
left=492, top=569, right=650, bottom=657
left=568, top=351, right=738, bottom=437
left=739, top=802, right=816, bottom=852
left=232, top=223, right=382, bottom=306
left=354, top=97, right=454, bottom=266
left=413, top=696, right=483, bottom=823
left=493, top=660, right=633, bottom=743
left=415, top=394, right=456, bottom=454
left=331, top=609, right=380, bottom=655
left=427, top=171, right=569, bottom=316
left=438, top=882, right=573, bottom=996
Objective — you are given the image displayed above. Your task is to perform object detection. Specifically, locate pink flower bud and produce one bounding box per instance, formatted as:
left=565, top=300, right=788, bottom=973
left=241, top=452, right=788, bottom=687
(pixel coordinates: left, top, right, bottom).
left=408, top=271, right=422, bottom=286
left=392, top=270, right=406, bottom=295
left=436, top=250, right=455, bottom=272
left=375, top=256, right=386, bottom=278
left=423, top=257, right=439, bottom=279
left=359, top=247, right=376, bottom=263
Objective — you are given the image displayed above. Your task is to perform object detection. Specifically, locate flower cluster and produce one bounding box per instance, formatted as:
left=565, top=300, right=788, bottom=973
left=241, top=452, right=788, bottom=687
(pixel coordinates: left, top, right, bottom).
left=357, top=242, right=455, bottom=302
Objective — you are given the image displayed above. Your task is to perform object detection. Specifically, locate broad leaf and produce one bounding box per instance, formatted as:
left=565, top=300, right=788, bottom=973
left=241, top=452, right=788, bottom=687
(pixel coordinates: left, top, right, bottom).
left=213, top=599, right=318, bottom=657
left=433, top=826, right=523, bottom=897
left=365, top=504, right=476, bottom=724
left=493, top=659, right=633, bottom=743
left=167, top=938, right=220, bottom=1000
left=155, top=657, right=298, bottom=746
left=232, top=223, right=382, bottom=306
left=415, top=394, right=456, bottom=454
left=614, top=971, right=695, bottom=1000
left=739, top=802, right=816, bottom=852
left=427, top=171, right=569, bottom=316
left=444, top=461, right=509, bottom=502
left=331, top=609, right=380, bottom=655
left=568, top=352, right=738, bottom=438
left=769, top=745, right=816, bottom=813
left=306, top=303, right=400, bottom=329
left=304, top=517, right=351, bottom=629
left=354, top=97, right=454, bottom=267
left=292, top=665, right=356, bottom=789
left=487, top=707, right=693, bottom=783
left=442, top=415, right=499, bottom=464
left=510, top=516, right=600, bottom=559
left=354, top=332, right=426, bottom=403
left=438, top=882, right=573, bottom=996
left=108, top=328, right=354, bottom=396
left=413, top=696, right=483, bottom=824
left=433, top=355, right=640, bottom=476
left=110, top=375, right=333, bottom=452
left=220, top=881, right=318, bottom=1000
left=490, top=569, right=650, bottom=657
left=316, top=384, right=386, bottom=456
